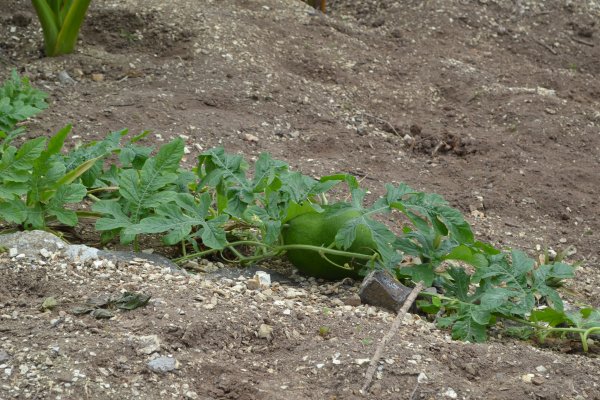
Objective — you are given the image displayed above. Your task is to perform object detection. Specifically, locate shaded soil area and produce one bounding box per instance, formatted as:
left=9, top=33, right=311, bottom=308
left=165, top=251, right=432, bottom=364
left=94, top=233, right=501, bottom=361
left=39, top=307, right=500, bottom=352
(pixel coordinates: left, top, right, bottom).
left=1, top=0, right=600, bottom=399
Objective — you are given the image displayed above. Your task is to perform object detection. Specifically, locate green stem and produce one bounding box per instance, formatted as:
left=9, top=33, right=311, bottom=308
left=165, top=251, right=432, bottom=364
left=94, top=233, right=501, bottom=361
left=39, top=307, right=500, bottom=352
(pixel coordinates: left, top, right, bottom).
left=278, top=243, right=377, bottom=261
left=236, top=251, right=281, bottom=265
left=418, top=293, right=598, bottom=352
left=581, top=327, right=600, bottom=352
left=174, top=241, right=378, bottom=265
left=75, top=210, right=103, bottom=219
left=174, top=240, right=266, bottom=263
left=31, top=0, right=60, bottom=55
left=87, top=193, right=101, bottom=202
left=52, top=0, right=92, bottom=56
left=317, top=250, right=353, bottom=270
left=488, top=314, right=599, bottom=352
left=87, top=186, right=119, bottom=195
left=226, top=245, right=246, bottom=260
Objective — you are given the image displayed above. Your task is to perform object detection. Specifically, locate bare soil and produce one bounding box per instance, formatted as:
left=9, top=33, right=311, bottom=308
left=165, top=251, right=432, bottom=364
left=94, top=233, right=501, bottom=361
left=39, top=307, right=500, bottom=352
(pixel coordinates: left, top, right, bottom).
left=1, top=0, right=600, bottom=399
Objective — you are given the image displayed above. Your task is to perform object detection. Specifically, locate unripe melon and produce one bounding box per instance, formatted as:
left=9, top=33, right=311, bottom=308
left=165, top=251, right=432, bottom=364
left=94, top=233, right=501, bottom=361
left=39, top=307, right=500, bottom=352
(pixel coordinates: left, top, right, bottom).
left=282, top=208, right=377, bottom=280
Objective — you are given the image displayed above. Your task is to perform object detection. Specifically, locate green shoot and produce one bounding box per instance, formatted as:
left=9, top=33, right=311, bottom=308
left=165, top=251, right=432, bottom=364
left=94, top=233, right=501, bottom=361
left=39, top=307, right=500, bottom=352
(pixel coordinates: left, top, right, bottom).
left=31, top=0, right=92, bottom=57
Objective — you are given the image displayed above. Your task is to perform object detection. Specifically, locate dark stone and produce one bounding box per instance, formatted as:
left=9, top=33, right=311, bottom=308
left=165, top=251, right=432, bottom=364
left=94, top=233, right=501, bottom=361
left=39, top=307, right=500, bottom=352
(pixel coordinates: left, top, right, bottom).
left=370, top=18, right=385, bottom=28
left=359, top=270, right=413, bottom=312
left=11, top=12, right=33, bottom=27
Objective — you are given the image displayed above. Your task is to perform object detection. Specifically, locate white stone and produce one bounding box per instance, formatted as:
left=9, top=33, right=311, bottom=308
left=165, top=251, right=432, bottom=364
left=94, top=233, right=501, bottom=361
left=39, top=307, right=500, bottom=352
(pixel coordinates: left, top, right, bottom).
left=443, top=388, right=457, bottom=399
left=258, top=324, right=273, bottom=339
left=136, top=335, right=161, bottom=355
left=255, top=271, right=271, bottom=288
left=522, top=373, right=535, bottom=383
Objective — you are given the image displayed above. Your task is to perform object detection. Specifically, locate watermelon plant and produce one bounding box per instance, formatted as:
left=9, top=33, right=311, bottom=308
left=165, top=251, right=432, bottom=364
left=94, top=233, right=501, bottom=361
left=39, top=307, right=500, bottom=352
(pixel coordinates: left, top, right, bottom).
left=1, top=72, right=599, bottom=351
left=0, top=70, right=48, bottom=139
left=0, top=124, right=98, bottom=229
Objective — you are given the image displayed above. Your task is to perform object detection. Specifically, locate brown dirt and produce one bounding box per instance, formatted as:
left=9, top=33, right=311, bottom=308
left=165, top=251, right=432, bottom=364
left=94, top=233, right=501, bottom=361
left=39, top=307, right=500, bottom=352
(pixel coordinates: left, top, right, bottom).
left=1, top=0, right=600, bottom=399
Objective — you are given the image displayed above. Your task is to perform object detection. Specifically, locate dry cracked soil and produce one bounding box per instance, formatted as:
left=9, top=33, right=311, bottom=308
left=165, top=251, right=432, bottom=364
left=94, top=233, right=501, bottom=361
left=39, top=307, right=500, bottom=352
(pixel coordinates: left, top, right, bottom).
left=1, top=0, right=600, bottom=399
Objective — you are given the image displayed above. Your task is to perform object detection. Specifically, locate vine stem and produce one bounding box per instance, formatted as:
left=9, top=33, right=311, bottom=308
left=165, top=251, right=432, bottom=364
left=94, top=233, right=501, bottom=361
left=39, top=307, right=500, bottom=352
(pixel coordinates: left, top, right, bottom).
left=173, top=241, right=378, bottom=264
left=87, top=186, right=119, bottom=194
left=418, top=293, right=598, bottom=352
left=582, top=327, right=600, bottom=352
left=173, top=240, right=264, bottom=263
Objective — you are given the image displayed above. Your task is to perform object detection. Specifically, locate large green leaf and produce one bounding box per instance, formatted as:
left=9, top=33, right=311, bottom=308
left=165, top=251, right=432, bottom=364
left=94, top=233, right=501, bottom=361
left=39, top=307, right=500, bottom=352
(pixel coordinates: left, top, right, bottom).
left=452, top=315, right=487, bottom=343
left=442, top=267, right=471, bottom=302
left=117, top=139, right=184, bottom=222
left=442, top=244, right=489, bottom=268
left=127, top=193, right=228, bottom=248
left=473, top=255, right=535, bottom=317
left=244, top=205, right=282, bottom=245
left=0, top=200, right=28, bottom=224
left=93, top=200, right=134, bottom=231
left=198, top=147, right=248, bottom=189
left=46, top=183, right=87, bottom=226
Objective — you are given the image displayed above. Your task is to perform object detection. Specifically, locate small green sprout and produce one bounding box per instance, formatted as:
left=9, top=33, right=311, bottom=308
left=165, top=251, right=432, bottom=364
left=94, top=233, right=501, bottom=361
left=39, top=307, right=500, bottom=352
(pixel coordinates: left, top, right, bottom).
left=318, top=326, right=330, bottom=337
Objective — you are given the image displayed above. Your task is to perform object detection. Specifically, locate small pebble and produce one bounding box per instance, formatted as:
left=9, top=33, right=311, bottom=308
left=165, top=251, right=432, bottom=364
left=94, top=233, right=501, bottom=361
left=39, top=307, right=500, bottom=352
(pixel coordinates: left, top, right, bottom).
left=243, top=133, right=259, bottom=143
left=443, top=388, right=457, bottom=399
left=258, top=323, right=273, bottom=340
left=535, top=365, right=547, bottom=373
left=91, top=73, right=105, bottom=82
left=57, top=71, right=76, bottom=85
left=522, top=373, right=535, bottom=383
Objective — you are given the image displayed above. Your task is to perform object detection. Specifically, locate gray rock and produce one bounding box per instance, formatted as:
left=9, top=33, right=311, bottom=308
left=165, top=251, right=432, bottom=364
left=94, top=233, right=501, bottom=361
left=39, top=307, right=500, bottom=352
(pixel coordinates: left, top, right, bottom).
left=0, top=231, right=183, bottom=272
left=359, top=270, right=413, bottom=312
left=39, top=248, right=51, bottom=258
left=64, top=244, right=99, bottom=262
left=57, top=71, right=76, bottom=85
left=0, top=231, right=65, bottom=256
left=147, top=356, right=179, bottom=373
left=0, top=349, right=10, bottom=363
